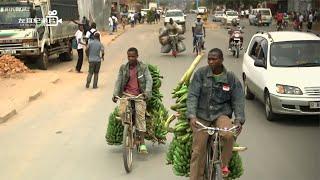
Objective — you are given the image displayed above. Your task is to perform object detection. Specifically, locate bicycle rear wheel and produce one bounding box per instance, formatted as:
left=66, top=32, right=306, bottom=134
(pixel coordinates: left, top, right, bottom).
left=123, top=124, right=133, bottom=173
left=205, top=141, right=213, bottom=180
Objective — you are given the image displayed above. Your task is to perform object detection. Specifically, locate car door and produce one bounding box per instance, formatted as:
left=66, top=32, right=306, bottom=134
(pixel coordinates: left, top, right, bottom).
left=243, top=36, right=261, bottom=95
left=252, top=38, right=269, bottom=101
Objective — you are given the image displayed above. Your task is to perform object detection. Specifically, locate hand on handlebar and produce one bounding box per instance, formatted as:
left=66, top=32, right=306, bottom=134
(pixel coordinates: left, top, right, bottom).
left=112, top=96, right=118, bottom=103
left=233, top=120, right=243, bottom=136
left=189, top=117, right=199, bottom=131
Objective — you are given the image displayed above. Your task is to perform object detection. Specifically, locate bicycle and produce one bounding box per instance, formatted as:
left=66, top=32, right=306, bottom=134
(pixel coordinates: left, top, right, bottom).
left=115, top=94, right=144, bottom=173
left=194, top=34, right=204, bottom=55
left=196, top=121, right=246, bottom=180
left=169, top=33, right=179, bottom=57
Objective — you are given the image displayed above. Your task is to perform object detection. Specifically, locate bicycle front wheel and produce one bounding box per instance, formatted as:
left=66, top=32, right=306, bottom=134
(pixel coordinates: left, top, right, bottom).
left=123, top=124, right=133, bottom=173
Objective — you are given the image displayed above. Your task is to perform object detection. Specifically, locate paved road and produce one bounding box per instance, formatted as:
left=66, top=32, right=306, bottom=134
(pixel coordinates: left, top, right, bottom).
left=0, top=15, right=319, bottom=180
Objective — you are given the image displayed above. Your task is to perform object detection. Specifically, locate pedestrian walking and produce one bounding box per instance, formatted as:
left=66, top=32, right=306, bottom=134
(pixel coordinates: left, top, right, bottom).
left=108, top=16, right=113, bottom=35
left=299, top=13, right=304, bottom=31
left=85, top=32, right=104, bottom=89
left=75, top=24, right=86, bottom=73
left=307, top=11, right=313, bottom=30
left=112, top=15, right=118, bottom=32
left=121, top=15, right=127, bottom=30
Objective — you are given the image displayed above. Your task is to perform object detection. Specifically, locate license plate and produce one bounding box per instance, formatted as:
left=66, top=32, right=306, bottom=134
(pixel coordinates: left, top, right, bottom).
left=234, top=38, right=240, bottom=41
left=309, top=102, right=320, bottom=109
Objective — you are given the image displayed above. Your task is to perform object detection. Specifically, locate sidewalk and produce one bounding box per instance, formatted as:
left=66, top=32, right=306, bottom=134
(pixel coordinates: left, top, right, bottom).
left=0, top=25, right=129, bottom=123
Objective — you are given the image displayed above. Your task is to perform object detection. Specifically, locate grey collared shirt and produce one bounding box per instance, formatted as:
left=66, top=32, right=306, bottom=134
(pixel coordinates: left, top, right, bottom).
left=186, top=65, right=245, bottom=124
left=87, top=39, right=104, bottom=62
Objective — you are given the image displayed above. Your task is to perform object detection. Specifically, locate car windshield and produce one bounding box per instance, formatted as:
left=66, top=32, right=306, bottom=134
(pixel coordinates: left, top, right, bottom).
left=215, top=11, right=223, bottom=15
left=226, top=12, right=237, bottom=16
left=260, top=10, right=270, bottom=15
left=270, top=41, right=320, bottom=67
left=166, top=11, right=183, bottom=17
left=0, top=5, right=34, bottom=29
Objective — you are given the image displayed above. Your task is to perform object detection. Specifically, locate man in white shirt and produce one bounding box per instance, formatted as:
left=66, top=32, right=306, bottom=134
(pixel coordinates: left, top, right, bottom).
left=85, top=22, right=99, bottom=43
left=75, top=24, right=86, bottom=73
left=307, top=12, right=313, bottom=30
left=299, top=13, right=304, bottom=30
left=108, top=16, right=113, bottom=35
left=112, top=15, right=118, bottom=32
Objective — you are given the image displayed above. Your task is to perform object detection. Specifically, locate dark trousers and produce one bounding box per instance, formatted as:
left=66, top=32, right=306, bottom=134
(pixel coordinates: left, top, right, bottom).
left=86, top=62, right=101, bottom=88
left=76, top=49, right=83, bottom=72
left=307, top=22, right=313, bottom=30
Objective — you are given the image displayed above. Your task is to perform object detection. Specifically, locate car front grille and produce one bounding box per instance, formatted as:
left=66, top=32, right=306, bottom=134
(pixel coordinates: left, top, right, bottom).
left=304, top=87, right=320, bottom=96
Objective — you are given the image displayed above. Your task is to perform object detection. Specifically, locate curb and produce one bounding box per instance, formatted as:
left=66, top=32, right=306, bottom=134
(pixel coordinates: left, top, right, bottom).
left=29, top=90, right=42, bottom=102
left=0, top=108, right=17, bottom=124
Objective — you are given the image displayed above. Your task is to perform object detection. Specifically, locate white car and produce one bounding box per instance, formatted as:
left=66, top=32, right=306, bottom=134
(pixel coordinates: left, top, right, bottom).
left=223, top=11, right=240, bottom=25
left=212, top=11, right=224, bottom=22
left=197, top=6, right=207, bottom=14
left=164, top=9, right=186, bottom=32
left=242, top=31, right=320, bottom=121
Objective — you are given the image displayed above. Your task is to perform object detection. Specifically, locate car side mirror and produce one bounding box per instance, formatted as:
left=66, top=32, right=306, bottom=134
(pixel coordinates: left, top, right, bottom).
left=254, top=59, right=266, bottom=68
left=184, top=14, right=187, bottom=17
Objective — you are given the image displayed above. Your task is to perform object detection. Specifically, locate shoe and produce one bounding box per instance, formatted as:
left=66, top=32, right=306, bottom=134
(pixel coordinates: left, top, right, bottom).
left=240, top=47, right=243, bottom=50
left=93, top=86, right=98, bottom=89
left=77, top=70, right=83, bottom=73
left=222, top=166, right=230, bottom=177
left=86, top=84, right=89, bottom=88
left=139, top=144, right=148, bottom=154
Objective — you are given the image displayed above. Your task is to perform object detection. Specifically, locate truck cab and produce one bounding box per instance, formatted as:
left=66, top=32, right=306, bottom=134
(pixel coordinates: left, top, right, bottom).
left=0, top=0, right=78, bottom=70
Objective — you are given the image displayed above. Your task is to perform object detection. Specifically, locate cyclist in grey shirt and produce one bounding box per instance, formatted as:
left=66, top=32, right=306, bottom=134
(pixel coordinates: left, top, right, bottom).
left=85, top=32, right=104, bottom=89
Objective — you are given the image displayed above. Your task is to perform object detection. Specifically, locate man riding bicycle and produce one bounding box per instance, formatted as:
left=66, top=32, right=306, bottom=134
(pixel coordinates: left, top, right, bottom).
left=187, top=48, right=245, bottom=179
left=192, top=15, right=206, bottom=51
left=112, top=47, right=153, bottom=153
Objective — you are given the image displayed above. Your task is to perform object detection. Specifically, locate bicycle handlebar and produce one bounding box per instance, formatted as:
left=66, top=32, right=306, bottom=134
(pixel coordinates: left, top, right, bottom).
left=196, top=121, right=238, bottom=135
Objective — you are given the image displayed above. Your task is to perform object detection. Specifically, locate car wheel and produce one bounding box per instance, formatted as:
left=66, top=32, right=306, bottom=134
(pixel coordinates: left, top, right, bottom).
left=244, top=77, right=254, bottom=100
left=264, top=92, right=276, bottom=121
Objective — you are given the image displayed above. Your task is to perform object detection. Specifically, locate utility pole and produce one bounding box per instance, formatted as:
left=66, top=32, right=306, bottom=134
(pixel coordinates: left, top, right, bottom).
left=146, top=0, right=148, bottom=9
left=196, top=0, right=199, bottom=9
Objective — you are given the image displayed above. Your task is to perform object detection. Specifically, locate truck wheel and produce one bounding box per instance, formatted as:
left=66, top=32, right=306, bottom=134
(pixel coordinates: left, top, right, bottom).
left=37, top=49, right=49, bottom=70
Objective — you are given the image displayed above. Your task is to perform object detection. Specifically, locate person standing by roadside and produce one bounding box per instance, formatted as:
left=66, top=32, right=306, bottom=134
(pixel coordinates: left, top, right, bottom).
left=86, top=22, right=98, bottom=44
left=75, top=24, right=86, bottom=73
left=82, top=16, right=90, bottom=34
left=85, top=32, right=104, bottom=89
left=307, top=11, right=313, bottom=31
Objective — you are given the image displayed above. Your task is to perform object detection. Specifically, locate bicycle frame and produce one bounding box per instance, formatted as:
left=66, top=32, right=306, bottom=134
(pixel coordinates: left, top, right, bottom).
left=196, top=121, right=238, bottom=180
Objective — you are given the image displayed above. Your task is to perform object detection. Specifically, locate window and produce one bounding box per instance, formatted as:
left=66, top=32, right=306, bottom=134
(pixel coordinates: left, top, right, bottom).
left=249, top=36, right=261, bottom=58
left=35, top=6, right=42, bottom=18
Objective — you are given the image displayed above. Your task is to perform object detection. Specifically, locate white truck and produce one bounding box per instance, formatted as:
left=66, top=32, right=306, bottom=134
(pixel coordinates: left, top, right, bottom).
left=0, top=0, right=79, bottom=70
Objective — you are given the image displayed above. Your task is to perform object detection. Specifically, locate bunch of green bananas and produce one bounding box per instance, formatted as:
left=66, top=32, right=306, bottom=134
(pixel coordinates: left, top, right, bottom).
left=146, top=64, right=169, bottom=144
left=105, top=107, right=124, bottom=145
left=166, top=82, right=192, bottom=177
left=226, top=145, right=244, bottom=179
left=105, top=64, right=169, bottom=145
left=165, top=54, right=244, bottom=179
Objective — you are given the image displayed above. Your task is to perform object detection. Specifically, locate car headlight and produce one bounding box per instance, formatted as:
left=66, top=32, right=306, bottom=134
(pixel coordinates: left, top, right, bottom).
left=276, top=84, right=303, bottom=95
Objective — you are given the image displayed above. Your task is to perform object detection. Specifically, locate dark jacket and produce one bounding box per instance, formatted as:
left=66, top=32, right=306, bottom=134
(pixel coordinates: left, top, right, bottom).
left=113, top=61, right=153, bottom=99
left=186, top=65, right=245, bottom=124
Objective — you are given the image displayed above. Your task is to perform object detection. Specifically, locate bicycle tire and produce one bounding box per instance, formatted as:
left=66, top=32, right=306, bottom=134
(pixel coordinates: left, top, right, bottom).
left=123, top=124, right=133, bottom=173
left=204, top=142, right=213, bottom=180
left=236, top=47, right=240, bottom=58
